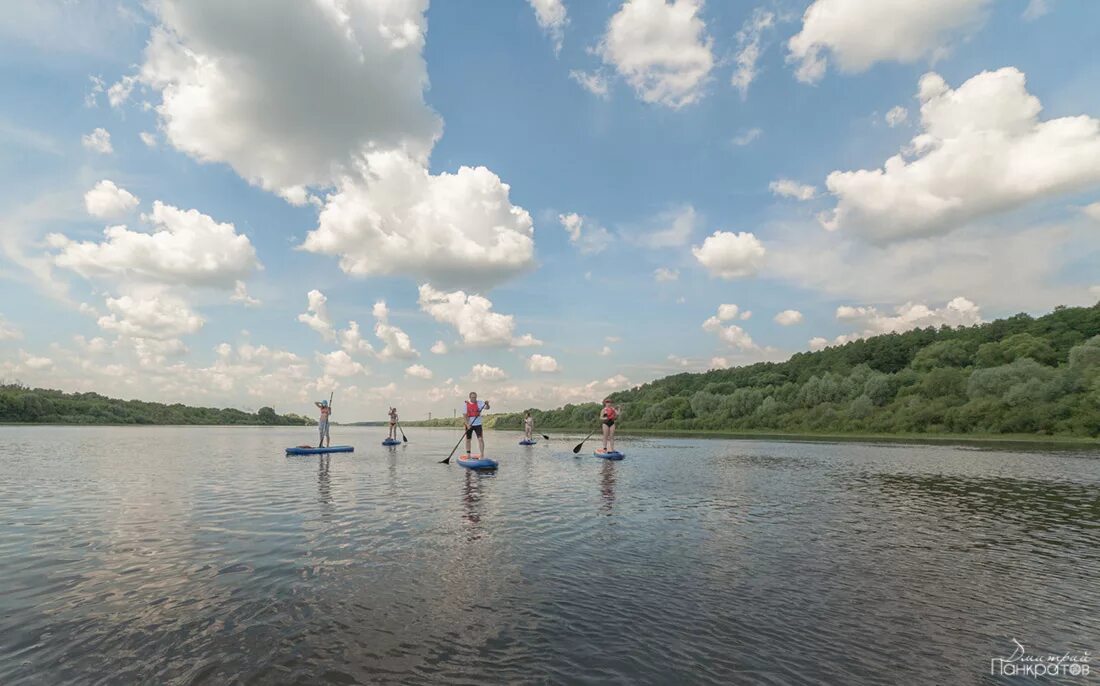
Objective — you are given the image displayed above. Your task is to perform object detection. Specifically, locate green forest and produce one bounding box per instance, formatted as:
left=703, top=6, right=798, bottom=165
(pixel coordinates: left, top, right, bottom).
left=0, top=385, right=314, bottom=425
left=489, top=304, right=1100, bottom=439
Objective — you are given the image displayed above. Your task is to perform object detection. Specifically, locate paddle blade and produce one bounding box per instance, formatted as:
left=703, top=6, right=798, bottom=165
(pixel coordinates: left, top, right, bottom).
left=572, top=442, right=584, bottom=453
left=541, top=434, right=550, bottom=440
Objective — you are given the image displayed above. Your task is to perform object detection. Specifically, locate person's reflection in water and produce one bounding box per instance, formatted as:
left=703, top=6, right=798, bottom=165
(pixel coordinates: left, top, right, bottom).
left=318, top=454, right=332, bottom=514
left=600, top=460, right=617, bottom=516
left=462, top=470, right=489, bottom=541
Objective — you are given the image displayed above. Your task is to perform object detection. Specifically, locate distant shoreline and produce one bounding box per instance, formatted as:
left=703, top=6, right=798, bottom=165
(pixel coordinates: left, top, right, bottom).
left=2, top=422, right=1095, bottom=449
left=396, top=423, right=1100, bottom=448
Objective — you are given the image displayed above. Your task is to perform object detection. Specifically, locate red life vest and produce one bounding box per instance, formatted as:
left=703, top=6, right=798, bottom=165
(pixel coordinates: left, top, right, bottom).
left=465, top=401, right=481, bottom=418
left=603, top=406, right=617, bottom=421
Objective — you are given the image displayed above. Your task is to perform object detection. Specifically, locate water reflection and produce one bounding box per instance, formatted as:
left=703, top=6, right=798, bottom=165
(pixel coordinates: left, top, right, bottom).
left=461, top=470, right=494, bottom=541
left=317, top=454, right=332, bottom=513
left=600, top=460, right=617, bottom=516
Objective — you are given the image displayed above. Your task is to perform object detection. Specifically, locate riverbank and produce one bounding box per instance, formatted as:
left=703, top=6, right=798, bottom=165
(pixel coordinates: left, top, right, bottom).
left=403, top=422, right=1100, bottom=448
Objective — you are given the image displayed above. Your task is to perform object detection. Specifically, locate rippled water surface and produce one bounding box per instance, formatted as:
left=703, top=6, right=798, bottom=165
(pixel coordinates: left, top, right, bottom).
left=1, top=426, right=1098, bottom=684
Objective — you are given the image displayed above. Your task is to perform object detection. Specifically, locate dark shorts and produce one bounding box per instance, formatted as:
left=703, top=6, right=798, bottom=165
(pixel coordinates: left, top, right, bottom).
left=466, top=425, right=484, bottom=438
left=603, top=419, right=615, bottom=427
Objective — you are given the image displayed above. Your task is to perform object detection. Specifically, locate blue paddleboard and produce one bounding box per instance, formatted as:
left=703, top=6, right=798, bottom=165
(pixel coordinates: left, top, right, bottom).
left=593, top=449, right=624, bottom=460
left=519, top=439, right=537, bottom=445
left=457, top=454, right=498, bottom=470
left=382, top=438, right=401, bottom=446
left=286, top=445, right=354, bottom=455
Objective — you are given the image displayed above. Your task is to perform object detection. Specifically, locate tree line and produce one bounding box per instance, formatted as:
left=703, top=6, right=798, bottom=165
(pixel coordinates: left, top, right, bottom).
left=490, top=304, right=1100, bottom=438
left=0, top=384, right=314, bottom=426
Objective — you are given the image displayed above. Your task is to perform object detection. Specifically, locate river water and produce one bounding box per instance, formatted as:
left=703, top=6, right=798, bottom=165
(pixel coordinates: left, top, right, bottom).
left=0, top=426, right=1097, bottom=684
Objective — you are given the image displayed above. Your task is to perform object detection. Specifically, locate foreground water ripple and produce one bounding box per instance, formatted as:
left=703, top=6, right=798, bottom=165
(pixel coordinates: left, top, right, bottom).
left=1, top=426, right=1097, bottom=684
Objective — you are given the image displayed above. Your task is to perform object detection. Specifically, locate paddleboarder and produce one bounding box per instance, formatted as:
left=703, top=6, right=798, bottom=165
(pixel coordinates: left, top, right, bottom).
left=388, top=406, right=399, bottom=441
left=600, top=398, right=619, bottom=453
left=315, top=399, right=331, bottom=448
left=464, top=391, right=490, bottom=458
left=524, top=412, right=534, bottom=442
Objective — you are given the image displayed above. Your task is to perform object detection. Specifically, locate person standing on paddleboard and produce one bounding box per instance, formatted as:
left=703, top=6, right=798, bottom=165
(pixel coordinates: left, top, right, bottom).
left=464, top=392, right=490, bottom=457
left=600, top=398, right=619, bottom=453
left=388, top=407, right=399, bottom=441
left=315, top=399, right=332, bottom=448
left=523, top=412, right=534, bottom=442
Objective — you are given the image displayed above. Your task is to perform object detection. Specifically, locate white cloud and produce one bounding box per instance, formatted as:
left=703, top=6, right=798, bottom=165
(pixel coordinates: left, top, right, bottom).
left=654, top=267, right=679, bottom=282
left=774, top=309, right=804, bottom=326
left=317, top=350, right=367, bottom=378
left=599, top=345, right=613, bottom=356
left=528, top=0, right=567, bottom=54
left=418, top=284, right=538, bottom=348
left=84, top=180, right=139, bottom=219
left=702, top=316, right=757, bottom=350
left=230, top=280, right=260, bottom=307
left=0, top=314, right=22, bottom=340
left=885, top=105, right=908, bottom=127
left=814, top=297, right=983, bottom=348
left=710, top=356, right=731, bottom=369
left=731, top=128, right=762, bottom=147
left=372, top=299, right=419, bottom=360
left=1083, top=203, right=1100, bottom=222
left=298, top=290, right=335, bottom=340
left=769, top=178, right=817, bottom=201
left=559, top=212, right=612, bottom=255
left=570, top=70, right=609, bottom=98
left=107, top=75, right=135, bottom=108
left=808, top=336, right=829, bottom=351
left=136, top=0, right=440, bottom=196
left=139, top=131, right=157, bottom=147
left=74, top=335, right=109, bottom=355
left=788, top=0, right=989, bottom=84
left=430, top=340, right=448, bottom=355
left=635, top=205, right=698, bottom=248
left=527, top=354, right=560, bottom=373
left=338, top=320, right=375, bottom=356
left=405, top=363, right=433, bottom=379
left=81, top=127, right=112, bottom=153
left=511, top=333, right=543, bottom=348
left=692, top=230, right=766, bottom=279
left=716, top=303, right=742, bottom=321
left=1023, top=0, right=1050, bottom=20
left=598, top=0, right=714, bottom=108
left=50, top=201, right=259, bottom=288
left=731, top=9, right=774, bottom=98
left=19, top=351, right=53, bottom=370
left=302, top=151, right=535, bottom=290
left=823, top=68, right=1100, bottom=242
left=97, top=291, right=203, bottom=340
left=768, top=219, right=1096, bottom=311
left=85, top=75, right=105, bottom=108
left=468, top=363, right=507, bottom=382
left=668, top=354, right=692, bottom=367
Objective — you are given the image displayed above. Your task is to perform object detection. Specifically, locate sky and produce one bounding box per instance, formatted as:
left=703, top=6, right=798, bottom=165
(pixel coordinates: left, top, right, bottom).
left=1, top=0, right=1098, bottom=422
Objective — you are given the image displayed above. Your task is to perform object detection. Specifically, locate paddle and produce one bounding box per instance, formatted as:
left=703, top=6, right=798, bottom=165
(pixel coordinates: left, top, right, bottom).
left=398, top=422, right=408, bottom=443
left=572, top=426, right=600, bottom=454
left=541, top=433, right=551, bottom=441
left=440, top=429, right=467, bottom=464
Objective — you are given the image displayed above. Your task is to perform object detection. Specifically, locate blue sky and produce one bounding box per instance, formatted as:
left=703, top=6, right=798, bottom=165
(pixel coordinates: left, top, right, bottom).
left=1, top=0, right=1098, bottom=421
